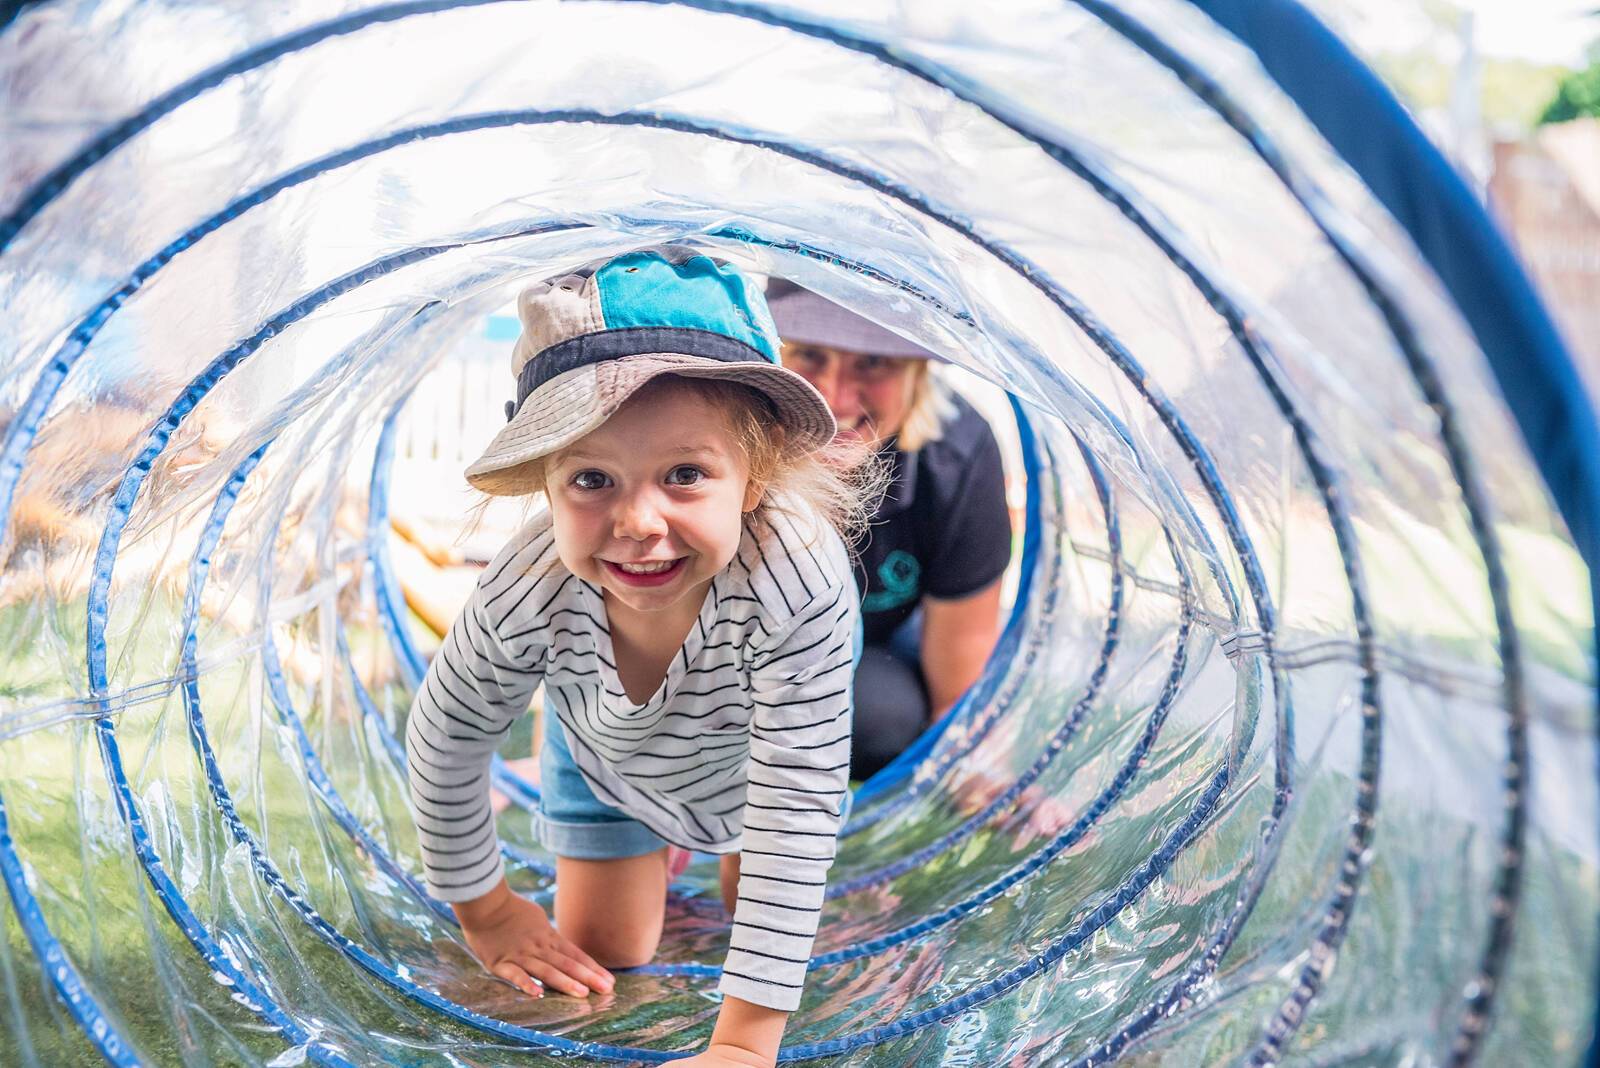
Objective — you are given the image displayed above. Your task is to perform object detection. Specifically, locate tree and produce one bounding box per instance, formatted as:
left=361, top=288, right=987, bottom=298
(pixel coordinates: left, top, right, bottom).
left=1539, top=60, right=1600, bottom=124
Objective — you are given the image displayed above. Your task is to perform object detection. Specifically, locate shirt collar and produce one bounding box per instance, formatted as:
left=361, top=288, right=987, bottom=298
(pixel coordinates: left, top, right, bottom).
left=876, top=440, right=919, bottom=519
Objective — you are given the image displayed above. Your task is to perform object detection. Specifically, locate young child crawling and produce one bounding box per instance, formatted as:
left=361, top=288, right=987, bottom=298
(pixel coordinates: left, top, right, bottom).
left=406, top=248, right=872, bottom=1066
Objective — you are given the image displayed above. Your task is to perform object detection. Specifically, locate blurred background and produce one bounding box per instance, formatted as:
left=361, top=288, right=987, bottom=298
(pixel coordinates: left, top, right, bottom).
left=1315, top=0, right=1599, bottom=394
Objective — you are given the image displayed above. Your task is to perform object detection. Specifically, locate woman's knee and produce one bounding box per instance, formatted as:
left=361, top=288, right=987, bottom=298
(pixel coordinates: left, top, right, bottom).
left=851, top=646, right=930, bottom=778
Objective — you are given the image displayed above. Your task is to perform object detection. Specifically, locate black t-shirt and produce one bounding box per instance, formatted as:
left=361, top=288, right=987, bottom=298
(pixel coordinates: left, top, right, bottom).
left=855, top=395, right=1012, bottom=646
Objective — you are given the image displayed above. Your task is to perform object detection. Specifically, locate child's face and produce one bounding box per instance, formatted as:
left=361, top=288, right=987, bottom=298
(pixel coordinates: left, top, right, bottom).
left=545, top=381, right=760, bottom=618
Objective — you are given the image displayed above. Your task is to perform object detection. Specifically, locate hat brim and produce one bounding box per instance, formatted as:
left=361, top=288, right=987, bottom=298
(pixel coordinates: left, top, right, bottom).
left=464, top=354, right=837, bottom=495
left=767, top=285, right=938, bottom=360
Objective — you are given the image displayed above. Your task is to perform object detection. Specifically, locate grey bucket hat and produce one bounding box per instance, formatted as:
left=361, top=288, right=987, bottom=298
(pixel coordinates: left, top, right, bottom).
left=765, top=278, right=939, bottom=360
left=465, top=249, right=837, bottom=496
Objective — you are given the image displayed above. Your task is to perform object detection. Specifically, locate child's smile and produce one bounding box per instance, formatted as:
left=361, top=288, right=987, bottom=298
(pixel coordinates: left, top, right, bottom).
left=600, top=556, right=688, bottom=586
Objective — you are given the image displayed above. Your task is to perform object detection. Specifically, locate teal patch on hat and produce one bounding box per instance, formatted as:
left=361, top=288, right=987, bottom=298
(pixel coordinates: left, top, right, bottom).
left=593, top=250, right=779, bottom=362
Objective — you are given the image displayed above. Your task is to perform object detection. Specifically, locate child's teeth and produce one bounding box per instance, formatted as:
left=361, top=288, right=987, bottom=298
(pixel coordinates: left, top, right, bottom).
left=620, top=561, right=672, bottom=574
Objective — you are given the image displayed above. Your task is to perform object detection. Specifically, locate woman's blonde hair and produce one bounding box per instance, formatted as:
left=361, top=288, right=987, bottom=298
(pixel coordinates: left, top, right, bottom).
left=895, top=359, right=957, bottom=453
left=496, top=375, right=885, bottom=549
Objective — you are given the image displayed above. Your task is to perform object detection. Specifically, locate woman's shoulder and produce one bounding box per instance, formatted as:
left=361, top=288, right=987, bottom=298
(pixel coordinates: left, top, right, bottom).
left=912, top=395, right=1005, bottom=511
left=922, top=393, right=1000, bottom=467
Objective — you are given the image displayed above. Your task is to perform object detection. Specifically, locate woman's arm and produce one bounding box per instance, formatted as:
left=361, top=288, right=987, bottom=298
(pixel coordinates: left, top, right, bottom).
left=919, top=577, right=1004, bottom=718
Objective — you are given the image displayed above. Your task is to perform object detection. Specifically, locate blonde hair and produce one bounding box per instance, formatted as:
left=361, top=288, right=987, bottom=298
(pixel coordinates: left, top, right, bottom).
left=493, top=375, right=885, bottom=549
left=895, top=360, right=957, bottom=453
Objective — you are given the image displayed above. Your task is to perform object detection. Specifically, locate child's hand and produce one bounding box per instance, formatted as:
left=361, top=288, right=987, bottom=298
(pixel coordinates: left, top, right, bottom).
left=675, top=1045, right=776, bottom=1068
left=452, top=879, right=614, bottom=998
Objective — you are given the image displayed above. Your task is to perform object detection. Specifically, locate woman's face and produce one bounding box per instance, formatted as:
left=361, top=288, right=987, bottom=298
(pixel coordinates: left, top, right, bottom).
left=780, top=342, right=917, bottom=449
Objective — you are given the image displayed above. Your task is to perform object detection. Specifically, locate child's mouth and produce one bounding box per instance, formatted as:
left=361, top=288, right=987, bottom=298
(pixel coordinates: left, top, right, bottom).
left=602, top=557, right=687, bottom=587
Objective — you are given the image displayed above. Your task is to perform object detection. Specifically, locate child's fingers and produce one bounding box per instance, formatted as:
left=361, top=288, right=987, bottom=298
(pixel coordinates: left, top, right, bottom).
left=547, top=949, right=614, bottom=994
left=489, top=960, right=545, bottom=998
left=551, top=934, right=613, bottom=984
left=520, top=957, right=592, bottom=998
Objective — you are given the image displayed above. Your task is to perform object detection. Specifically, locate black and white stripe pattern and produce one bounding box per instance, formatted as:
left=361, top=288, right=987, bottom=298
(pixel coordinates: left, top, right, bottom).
left=406, top=502, right=857, bottom=1011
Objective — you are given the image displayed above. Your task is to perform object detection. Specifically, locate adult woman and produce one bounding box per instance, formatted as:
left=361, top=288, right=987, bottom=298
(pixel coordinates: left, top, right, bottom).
left=766, top=280, right=1012, bottom=779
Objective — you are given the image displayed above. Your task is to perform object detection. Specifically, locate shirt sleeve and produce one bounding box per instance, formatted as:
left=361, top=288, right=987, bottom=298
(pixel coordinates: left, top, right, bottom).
left=405, top=580, right=544, bottom=903
left=719, top=578, right=859, bottom=1012
left=924, top=419, right=1011, bottom=600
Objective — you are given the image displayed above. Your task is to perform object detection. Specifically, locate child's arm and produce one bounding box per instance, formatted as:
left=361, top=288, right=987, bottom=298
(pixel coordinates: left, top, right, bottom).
left=405, top=553, right=609, bottom=992
left=405, top=585, right=535, bottom=905
left=679, top=996, right=788, bottom=1066
left=710, top=566, right=860, bottom=1060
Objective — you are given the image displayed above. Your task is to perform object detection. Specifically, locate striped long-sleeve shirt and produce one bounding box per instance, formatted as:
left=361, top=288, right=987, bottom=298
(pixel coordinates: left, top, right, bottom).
left=405, top=502, right=857, bottom=1012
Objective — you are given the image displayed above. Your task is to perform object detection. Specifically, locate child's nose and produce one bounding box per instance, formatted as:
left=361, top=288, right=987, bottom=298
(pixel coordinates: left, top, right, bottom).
left=613, top=492, right=668, bottom=540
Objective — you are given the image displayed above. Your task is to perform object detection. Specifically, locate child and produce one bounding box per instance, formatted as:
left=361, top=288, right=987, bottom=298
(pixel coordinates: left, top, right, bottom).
left=405, top=248, right=871, bottom=1067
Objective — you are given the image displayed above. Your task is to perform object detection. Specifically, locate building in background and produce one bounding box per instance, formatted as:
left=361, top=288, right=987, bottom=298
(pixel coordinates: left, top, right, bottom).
left=1489, top=119, right=1600, bottom=396
left=1316, top=0, right=1599, bottom=397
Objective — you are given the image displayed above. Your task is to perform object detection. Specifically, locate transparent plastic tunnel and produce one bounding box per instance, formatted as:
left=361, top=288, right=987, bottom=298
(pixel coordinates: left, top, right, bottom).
left=1, top=1, right=1597, bottom=1064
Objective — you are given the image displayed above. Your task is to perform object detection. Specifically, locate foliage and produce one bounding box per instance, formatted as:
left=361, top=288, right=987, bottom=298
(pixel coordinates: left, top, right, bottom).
left=1539, top=60, right=1600, bottom=124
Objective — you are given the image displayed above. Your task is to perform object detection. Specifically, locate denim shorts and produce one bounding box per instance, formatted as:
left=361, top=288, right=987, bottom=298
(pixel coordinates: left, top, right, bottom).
left=532, top=713, right=667, bottom=860
left=534, top=621, right=864, bottom=861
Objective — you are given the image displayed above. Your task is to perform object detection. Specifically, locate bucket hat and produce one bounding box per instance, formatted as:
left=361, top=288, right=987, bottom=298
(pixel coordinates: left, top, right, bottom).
left=765, top=278, right=939, bottom=360
left=466, top=249, right=836, bottom=495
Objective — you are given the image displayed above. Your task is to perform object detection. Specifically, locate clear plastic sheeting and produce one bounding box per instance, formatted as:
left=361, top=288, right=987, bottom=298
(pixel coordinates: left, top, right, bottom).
left=0, top=0, right=1594, bottom=1064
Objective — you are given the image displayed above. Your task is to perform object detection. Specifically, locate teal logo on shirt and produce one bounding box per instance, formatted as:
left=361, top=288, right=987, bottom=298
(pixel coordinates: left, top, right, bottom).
left=863, top=549, right=921, bottom=613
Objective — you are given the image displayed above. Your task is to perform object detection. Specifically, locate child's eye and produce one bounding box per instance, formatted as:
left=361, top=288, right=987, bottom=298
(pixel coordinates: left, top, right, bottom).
left=666, top=465, right=705, bottom=486
left=571, top=470, right=612, bottom=491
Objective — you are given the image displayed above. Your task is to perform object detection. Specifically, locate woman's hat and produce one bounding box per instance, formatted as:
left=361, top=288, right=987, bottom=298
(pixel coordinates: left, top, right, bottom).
left=765, top=278, right=938, bottom=360
left=466, top=249, right=837, bottom=495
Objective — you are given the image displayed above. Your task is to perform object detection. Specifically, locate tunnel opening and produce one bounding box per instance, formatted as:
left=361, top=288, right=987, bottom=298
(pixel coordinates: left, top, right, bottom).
left=0, top=2, right=1594, bottom=1065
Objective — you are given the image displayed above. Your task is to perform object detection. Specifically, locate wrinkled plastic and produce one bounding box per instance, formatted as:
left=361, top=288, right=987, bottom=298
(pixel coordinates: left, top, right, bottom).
left=0, top=1, right=1593, bottom=1064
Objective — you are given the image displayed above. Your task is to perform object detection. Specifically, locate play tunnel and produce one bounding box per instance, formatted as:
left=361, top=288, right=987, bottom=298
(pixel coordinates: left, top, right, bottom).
left=1, top=0, right=1596, bottom=1063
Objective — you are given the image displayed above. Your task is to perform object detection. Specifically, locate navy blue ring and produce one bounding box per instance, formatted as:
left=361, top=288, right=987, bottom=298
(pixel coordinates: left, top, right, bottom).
left=0, top=8, right=1293, bottom=1047
left=53, top=204, right=1261, bottom=1063
left=0, top=788, right=140, bottom=1066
